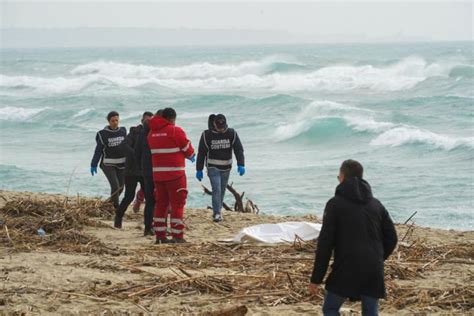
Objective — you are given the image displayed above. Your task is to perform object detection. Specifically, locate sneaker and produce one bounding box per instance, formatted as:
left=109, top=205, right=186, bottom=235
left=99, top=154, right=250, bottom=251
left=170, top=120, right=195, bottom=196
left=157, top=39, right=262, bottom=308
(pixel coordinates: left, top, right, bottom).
left=213, top=214, right=223, bottom=223
left=155, top=238, right=170, bottom=244
left=170, top=238, right=188, bottom=244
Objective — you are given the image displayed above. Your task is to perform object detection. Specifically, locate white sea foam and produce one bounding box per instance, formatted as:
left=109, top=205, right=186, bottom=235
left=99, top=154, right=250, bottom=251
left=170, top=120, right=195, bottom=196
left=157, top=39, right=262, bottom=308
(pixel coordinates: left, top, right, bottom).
left=0, top=74, right=102, bottom=94
left=274, top=100, right=472, bottom=151
left=0, top=56, right=461, bottom=94
left=370, top=127, right=474, bottom=150
left=0, top=106, right=50, bottom=121
left=274, top=100, right=389, bottom=141
left=70, top=56, right=298, bottom=79
left=120, top=112, right=143, bottom=121
left=179, top=112, right=211, bottom=119
left=73, top=108, right=94, bottom=118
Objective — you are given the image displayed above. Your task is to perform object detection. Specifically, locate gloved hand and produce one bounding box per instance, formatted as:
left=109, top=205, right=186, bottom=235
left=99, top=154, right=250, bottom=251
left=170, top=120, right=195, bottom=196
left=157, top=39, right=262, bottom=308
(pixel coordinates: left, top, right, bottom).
left=90, top=166, right=97, bottom=176
left=196, top=170, right=203, bottom=182
left=237, top=165, right=245, bottom=176
left=187, top=154, right=196, bottom=163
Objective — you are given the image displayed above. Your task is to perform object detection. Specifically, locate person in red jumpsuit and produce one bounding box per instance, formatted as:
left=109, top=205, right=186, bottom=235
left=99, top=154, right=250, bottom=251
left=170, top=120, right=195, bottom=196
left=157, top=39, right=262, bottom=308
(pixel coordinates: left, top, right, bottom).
left=147, top=108, right=195, bottom=244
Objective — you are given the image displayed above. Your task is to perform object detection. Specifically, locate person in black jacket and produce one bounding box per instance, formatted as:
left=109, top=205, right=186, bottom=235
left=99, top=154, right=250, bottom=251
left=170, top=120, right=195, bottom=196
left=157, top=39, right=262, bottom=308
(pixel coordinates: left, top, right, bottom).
left=309, top=159, right=398, bottom=316
left=90, top=111, right=127, bottom=209
left=114, top=112, right=153, bottom=229
left=196, top=114, right=245, bottom=222
left=135, top=109, right=163, bottom=236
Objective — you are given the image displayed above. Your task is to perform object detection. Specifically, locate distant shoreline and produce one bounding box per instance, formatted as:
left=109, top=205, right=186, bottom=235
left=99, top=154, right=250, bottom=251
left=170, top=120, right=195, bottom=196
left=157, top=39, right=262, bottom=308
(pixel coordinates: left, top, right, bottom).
left=1, top=28, right=472, bottom=49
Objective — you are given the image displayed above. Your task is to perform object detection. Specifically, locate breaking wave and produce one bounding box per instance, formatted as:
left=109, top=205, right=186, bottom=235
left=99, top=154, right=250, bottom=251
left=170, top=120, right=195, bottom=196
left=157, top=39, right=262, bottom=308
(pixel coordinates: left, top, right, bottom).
left=274, top=100, right=473, bottom=151
left=1, top=56, right=460, bottom=94
left=0, top=106, right=50, bottom=121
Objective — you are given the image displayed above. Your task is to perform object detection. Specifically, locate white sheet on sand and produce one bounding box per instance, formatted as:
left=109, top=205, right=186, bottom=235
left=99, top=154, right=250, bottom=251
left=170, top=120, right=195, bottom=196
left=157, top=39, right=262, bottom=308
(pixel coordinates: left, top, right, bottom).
left=232, top=221, right=322, bottom=243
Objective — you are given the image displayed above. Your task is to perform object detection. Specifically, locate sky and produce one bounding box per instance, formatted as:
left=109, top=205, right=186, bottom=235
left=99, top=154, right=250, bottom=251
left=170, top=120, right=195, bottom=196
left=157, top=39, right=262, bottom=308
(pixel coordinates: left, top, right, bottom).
left=1, top=1, right=472, bottom=47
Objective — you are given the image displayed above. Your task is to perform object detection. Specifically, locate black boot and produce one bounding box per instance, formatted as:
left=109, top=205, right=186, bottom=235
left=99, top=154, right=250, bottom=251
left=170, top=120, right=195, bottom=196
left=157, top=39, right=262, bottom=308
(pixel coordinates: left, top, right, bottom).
left=170, top=238, right=187, bottom=244
left=144, top=227, right=154, bottom=236
left=114, top=209, right=124, bottom=228
left=114, top=216, right=122, bottom=229
left=155, top=237, right=170, bottom=244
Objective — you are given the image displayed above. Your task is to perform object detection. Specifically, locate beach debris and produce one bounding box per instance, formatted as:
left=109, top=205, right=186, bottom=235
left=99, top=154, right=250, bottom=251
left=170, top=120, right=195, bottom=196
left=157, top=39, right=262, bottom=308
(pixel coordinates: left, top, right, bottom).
left=37, top=227, right=46, bottom=237
left=0, top=196, right=121, bottom=255
left=0, top=195, right=472, bottom=313
left=85, top=234, right=473, bottom=312
left=201, top=183, right=259, bottom=213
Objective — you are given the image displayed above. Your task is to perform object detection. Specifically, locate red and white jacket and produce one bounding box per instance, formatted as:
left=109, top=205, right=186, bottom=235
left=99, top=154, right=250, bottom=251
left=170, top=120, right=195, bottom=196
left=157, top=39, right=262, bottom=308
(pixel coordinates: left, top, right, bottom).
left=147, top=116, right=195, bottom=182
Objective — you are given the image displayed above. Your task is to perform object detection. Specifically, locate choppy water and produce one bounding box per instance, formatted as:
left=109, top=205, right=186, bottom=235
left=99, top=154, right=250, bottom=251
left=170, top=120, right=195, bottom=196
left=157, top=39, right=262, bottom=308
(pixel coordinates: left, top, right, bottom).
left=1, top=42, right=473, bottom=230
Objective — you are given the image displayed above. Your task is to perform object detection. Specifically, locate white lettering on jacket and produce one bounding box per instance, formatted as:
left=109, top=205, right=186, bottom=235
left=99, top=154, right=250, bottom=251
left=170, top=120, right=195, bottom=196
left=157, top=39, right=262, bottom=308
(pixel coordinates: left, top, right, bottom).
left=108, top=136, right=125, bottom=147
left=210, top=139, right=231, bottom=150
left=151, top=133, right=167, bottom=137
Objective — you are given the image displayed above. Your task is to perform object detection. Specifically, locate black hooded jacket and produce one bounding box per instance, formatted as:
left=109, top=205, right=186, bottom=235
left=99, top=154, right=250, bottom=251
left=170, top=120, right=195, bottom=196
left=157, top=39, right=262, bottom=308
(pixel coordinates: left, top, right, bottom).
left=123, top=124, right=143, bottom=176
left=135, top=122, right=152, bottom=179
left=310, top=177, right=398, bottom=300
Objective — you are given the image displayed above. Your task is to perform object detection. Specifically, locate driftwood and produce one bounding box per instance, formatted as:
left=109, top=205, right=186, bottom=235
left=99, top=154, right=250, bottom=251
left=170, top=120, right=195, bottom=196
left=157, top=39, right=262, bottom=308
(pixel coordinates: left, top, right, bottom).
left=226, top=182, right=245, bottom=212
left=0, top=197, right=122, bottom=255
left=200, top=305, right=248, bottom=316
left=201, top=185, right=233, bottom=211
left=93, top=233, right=474, bottom=312
left=2, top=195, right=473, bottom=313
left=201, top=183, right=259, bottom=213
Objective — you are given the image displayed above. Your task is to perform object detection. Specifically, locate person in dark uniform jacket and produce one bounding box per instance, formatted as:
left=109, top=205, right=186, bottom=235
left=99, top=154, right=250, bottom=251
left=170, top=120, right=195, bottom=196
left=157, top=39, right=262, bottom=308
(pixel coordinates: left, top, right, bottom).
left=135, top=109, right=163, bottom=236
left=90, top=111, right=127, bottom=209
left=114, top=112, right=153, bottom=229
left=309, top=159, right=398, bottom=316
left=196, top=114, right=245, bottom=222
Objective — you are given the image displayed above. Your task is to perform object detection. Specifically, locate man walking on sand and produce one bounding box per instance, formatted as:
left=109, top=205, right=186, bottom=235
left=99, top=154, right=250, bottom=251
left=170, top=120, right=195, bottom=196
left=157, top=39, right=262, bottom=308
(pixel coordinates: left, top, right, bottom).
left=309, top=159, right=398, bottom=316
left=196, top=114, right=245, bottom=222
left=114, top=111, right=153, bottom=229
left=147, top=108, right=195, bottom=244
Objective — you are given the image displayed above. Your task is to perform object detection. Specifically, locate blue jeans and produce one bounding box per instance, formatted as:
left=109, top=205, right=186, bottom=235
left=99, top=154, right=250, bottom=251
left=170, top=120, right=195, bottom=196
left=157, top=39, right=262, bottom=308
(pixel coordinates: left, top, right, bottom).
left=207, top=167, right=230, bottom=216
left=323, top=291, right=379, bottom=316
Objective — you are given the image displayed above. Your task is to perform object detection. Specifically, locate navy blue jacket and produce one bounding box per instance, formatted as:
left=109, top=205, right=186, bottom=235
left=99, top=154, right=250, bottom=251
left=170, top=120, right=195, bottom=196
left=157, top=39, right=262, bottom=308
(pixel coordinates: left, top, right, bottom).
left=91, top=126, right=127, bottom=168
left=135, top=122, right=153, bottom=178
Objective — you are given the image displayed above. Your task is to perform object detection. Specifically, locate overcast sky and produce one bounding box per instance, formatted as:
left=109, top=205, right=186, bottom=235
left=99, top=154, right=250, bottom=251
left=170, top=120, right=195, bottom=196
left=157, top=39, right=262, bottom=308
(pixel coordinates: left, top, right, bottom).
left=1, top=1, right=472, bottom=47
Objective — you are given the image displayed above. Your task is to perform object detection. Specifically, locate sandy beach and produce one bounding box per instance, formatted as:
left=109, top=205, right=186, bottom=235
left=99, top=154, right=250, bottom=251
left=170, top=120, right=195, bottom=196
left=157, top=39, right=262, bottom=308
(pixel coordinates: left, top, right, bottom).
left=0, top=190, right=473, bottom=315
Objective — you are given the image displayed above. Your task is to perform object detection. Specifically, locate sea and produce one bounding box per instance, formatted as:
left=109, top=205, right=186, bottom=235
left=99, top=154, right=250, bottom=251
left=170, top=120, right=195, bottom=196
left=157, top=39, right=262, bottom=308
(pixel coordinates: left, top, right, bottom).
left=1, top=42, right=473, bottom=230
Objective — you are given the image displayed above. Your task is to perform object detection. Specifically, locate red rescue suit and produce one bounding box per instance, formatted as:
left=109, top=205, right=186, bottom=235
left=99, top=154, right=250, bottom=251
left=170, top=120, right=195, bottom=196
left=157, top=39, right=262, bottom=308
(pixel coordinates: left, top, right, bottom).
left=147, top=115, right=194, bottom=239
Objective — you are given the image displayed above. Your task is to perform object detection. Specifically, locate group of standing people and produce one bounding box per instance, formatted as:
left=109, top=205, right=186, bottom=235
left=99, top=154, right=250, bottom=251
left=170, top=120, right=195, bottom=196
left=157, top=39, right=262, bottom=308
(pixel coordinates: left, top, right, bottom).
left=90, top=108, right=245, bottom=243
left=91, top=109, right=398, bottom=315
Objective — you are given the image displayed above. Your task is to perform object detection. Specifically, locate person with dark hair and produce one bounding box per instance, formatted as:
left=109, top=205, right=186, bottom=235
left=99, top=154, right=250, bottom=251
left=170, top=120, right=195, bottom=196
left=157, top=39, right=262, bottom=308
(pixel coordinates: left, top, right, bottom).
left=207, top=114, right=216, bottom=130
left=309, top=159, right=398, bottom=315
left=131, top=111, right=154, bottom=214
left=135, top=110, right=161, bottom=236
left=147, top=107, right=195, bottom=243
left=90, top=111, right=127, bottom=209
left=114, top=112, right=153, bottom=229
left=196, top=114, right=245, bottom=222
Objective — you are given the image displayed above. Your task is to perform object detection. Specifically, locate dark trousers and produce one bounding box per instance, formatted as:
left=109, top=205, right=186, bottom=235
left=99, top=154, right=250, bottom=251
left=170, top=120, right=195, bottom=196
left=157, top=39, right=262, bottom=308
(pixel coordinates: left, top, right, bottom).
left=116, top=175, right=144, bottom=219
left=143, top=175, right=155, bottom=230
left=322, top=291, right=379, bottom=316
left=101, top=164, right=125, bottom=209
